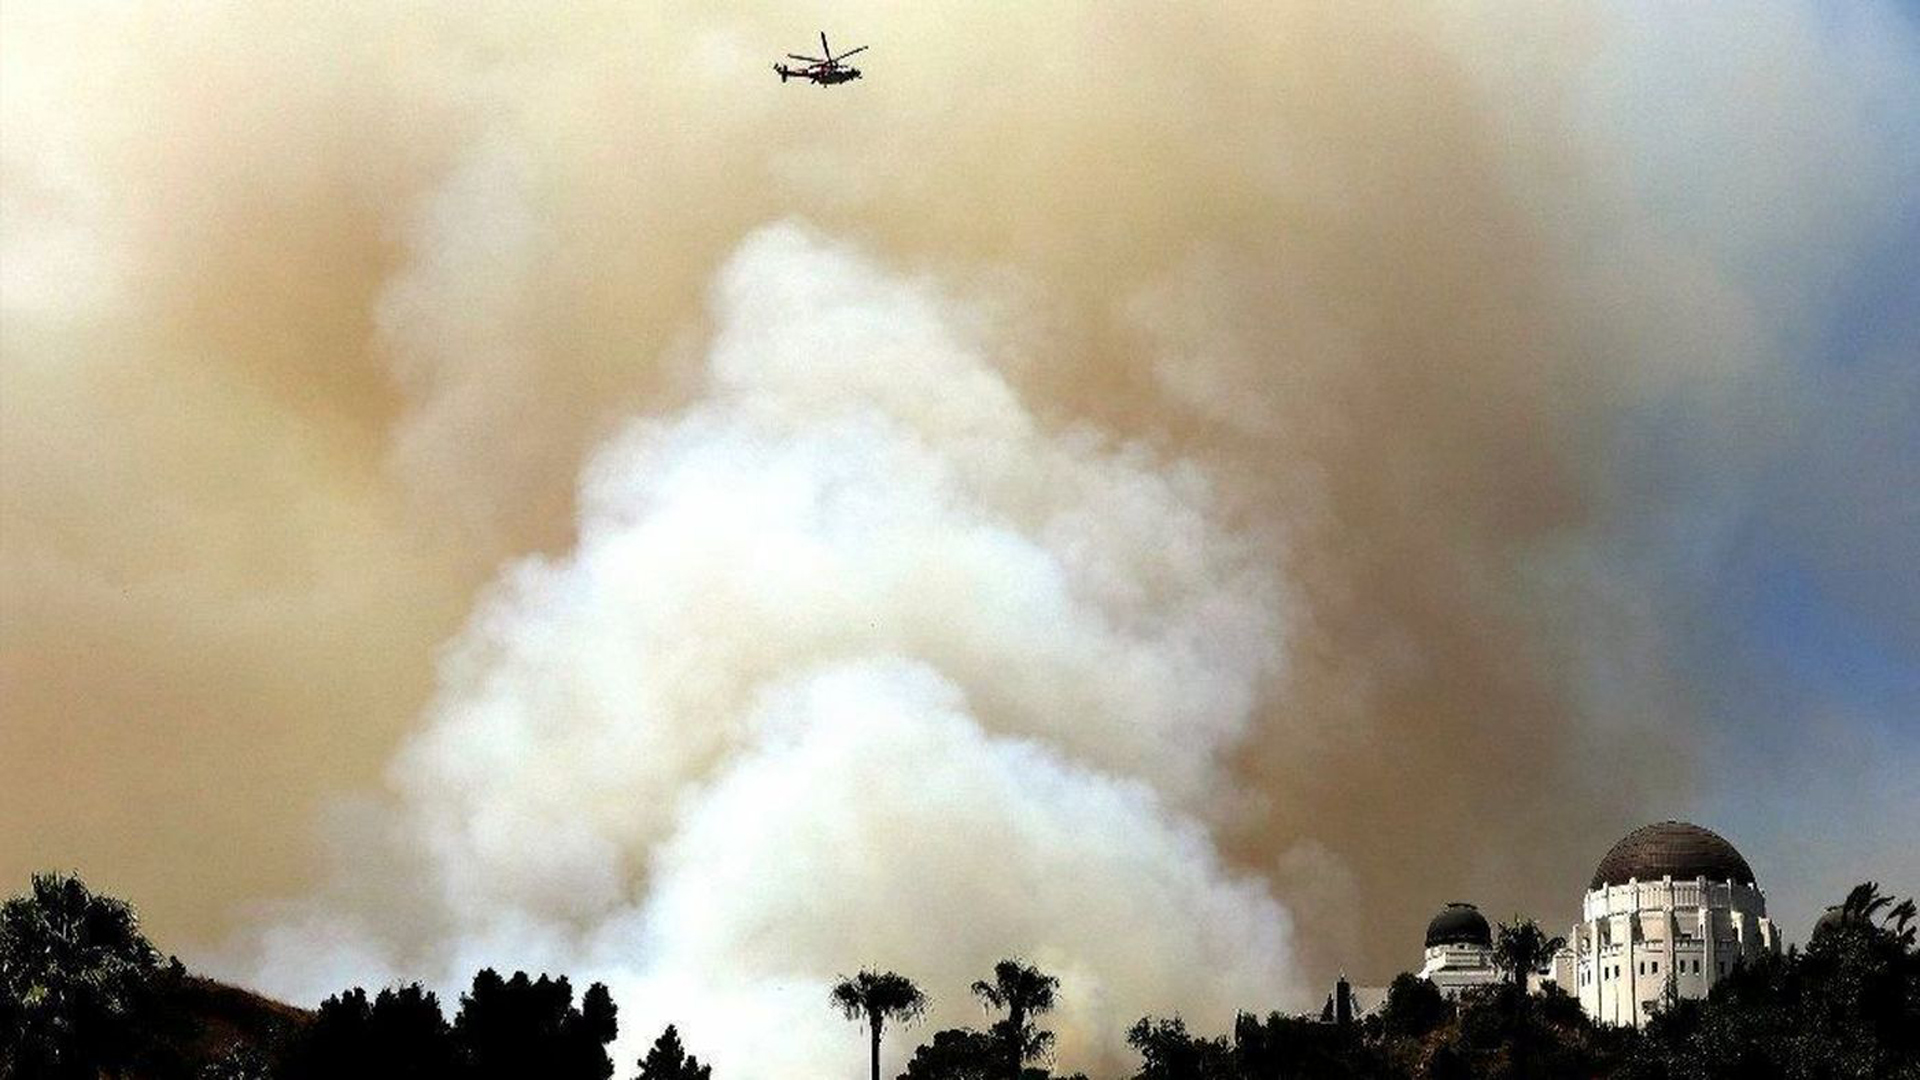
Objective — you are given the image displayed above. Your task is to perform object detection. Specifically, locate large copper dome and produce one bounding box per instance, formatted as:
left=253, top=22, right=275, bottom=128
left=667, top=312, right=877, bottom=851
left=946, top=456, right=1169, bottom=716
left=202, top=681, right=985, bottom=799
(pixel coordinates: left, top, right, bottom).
left=1589, top=821, right=1756, bottom=890
left=1425, top=902, right=1493, bottom=948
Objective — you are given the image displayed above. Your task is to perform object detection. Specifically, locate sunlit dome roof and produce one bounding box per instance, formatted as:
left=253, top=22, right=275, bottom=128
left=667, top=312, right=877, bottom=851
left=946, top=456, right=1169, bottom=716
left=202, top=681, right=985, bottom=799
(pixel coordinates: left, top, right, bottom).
left=1589, top=821, right=1755, bottom=890
left=1425, top=902, right=1492, bottom=948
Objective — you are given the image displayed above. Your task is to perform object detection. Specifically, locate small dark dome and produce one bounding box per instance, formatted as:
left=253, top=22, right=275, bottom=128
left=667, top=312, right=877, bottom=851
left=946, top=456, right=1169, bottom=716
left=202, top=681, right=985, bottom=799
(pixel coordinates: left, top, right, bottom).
left=1589, top=821, right=1755, bottom=890
left=1813, top=905, right=1855, bottom=939
left=1812, top=899, right=1843, bottom=933
left=1425, top=902, right=1492, bottom=948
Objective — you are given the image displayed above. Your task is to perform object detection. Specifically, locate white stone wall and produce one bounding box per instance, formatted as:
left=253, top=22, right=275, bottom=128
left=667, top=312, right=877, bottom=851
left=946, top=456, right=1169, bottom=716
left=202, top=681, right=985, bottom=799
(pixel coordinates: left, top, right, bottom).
left=1569, top=876, right=1776, bottom=1026
left=1417, top=942, right=1500, bottom=998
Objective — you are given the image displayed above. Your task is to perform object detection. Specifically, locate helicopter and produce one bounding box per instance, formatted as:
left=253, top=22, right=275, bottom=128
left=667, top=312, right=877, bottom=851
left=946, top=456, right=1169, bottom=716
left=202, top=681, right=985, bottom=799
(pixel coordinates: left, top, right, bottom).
left=774, top=32, right=868, bottom=85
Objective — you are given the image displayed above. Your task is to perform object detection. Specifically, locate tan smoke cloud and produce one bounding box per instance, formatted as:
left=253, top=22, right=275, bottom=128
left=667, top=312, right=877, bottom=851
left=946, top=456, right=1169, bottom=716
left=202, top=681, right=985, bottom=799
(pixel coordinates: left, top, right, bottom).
left=4, top=0, right=1914, bottom=1071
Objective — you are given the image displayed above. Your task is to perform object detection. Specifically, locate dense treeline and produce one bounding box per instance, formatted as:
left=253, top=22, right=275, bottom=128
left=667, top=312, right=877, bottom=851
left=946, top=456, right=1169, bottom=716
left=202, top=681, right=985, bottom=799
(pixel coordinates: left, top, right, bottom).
left=0, top=874, right=623, bottom=1080
left=281, top=969, right=617, bottom=1080
left=3, top=872, right=1915, bottom=1078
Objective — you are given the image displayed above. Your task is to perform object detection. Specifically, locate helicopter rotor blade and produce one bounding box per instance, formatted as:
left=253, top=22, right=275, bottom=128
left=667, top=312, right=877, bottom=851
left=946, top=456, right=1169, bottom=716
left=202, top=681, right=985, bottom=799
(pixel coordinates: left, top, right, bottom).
left=787, top=54, right=826, bottom=63
left=834, top=45, right=869, bottom=60
left=821, top=31, right=832, bottom=61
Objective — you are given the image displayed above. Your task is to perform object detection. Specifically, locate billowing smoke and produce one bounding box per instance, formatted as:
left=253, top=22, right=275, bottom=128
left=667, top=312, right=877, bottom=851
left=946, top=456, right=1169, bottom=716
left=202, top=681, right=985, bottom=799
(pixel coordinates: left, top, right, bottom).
left=240, top=223, right=1295, bottom=1072
left=4, top=0, right=1917, bottom=1072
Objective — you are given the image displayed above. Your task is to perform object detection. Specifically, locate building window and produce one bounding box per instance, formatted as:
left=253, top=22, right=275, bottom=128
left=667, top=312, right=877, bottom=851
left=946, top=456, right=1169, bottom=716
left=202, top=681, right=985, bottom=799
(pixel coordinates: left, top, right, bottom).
left=1638, top=962, right=1645, bottom=975
left=1652, top=961, right=1659, bottom=973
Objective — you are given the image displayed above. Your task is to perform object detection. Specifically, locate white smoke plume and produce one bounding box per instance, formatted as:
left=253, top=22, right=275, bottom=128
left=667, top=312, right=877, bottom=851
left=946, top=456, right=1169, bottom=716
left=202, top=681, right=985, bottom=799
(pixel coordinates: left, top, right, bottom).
left=238, top=223, right=1295, bottom=1075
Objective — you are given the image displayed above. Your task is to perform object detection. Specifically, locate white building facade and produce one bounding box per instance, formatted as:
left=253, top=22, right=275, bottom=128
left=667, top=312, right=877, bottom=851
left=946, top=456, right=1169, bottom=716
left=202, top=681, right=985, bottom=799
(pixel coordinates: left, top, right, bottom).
left=1555, top=821, right=1778, bottom=1027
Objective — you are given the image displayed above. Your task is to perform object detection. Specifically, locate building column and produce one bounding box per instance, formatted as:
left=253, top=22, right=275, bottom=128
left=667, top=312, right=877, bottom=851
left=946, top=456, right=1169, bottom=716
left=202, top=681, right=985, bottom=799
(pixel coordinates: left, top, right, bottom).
left=1702, top=890, right=1716, bottom=991
left=1584, top=913, right=1599, bottom=1017
left=1661, top=878, right=1675, bottom=1010
left=1626, top=882, right=1639, bottom=1026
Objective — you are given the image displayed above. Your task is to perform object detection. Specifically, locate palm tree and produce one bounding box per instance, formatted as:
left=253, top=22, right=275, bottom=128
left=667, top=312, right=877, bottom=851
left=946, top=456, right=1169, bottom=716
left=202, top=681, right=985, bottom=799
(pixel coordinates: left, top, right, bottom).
left=1886, top=898, right=1918, bottom=949
left=970, top=959, right=1060, bottom=1079
left=1492, top=917, right=1565, bottom=990
left=831, top=968, right=927, bottom=1080
left=1836, top=882, right=1918, bottom=950
left=1490, top=917, right=1566, bottom=1079
left=0, top=872, right=161, bottom=1078
left=1842, top=881, right=1895, bottom=925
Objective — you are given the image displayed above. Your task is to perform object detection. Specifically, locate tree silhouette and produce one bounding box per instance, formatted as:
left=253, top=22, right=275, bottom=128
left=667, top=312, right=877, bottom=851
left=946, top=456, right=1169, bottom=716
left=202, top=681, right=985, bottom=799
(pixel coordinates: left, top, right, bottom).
left=1237, top=1011, right=1369, bottom=1078
left=285, top=982, right=457, bottom=1079
left=281, top=970, right=617, bottom=1080
left=1375, top=972, right=1449, bottom=1041
left=634, top=1024, right=712, bottom=1080
left=454, top=968, right=619, bottom=1080
left=285, top=986, right=375, bottom=1078
left=1843, top=880, right=1895, bottom=925
left=0, top=871, right=161, bottom=1079
left=370, top=983, right=460, bottom=1077
left=899, top=1027, right=1092, bottom=1080
left=1125, top=1016, right=1233, bottom=1080
left=896, top=1027, right=999, bottom=1080
left=581, top=982, right=620, bottom=1058
left=832, top=969, right=928, bottom=1080
left=1486, top=918, right=1565, bottom=1076
left=1491, top=917, right=1564, bottom=989
left=970, top=959, right=1060, bottom=1079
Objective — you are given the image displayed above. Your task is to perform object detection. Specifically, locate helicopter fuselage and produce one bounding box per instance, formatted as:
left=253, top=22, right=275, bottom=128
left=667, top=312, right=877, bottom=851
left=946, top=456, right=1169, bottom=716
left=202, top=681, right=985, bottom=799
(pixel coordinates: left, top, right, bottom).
left=775, top=63, right=861, bottom=85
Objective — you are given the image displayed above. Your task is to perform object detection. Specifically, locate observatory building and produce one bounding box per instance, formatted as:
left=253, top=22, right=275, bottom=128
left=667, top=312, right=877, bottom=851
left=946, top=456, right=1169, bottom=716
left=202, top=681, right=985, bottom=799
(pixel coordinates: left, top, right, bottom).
left=1550, top=820, right=1778, bottom=1027
left=1417, top=902, right=1501, bottom=997
left=1389, top=820, right=1779, bottom=1028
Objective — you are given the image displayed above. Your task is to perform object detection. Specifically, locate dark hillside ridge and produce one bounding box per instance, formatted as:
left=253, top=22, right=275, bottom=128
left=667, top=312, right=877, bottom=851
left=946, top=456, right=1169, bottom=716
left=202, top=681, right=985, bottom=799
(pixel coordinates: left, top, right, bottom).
left=131, top=968, right=312, bottom=1077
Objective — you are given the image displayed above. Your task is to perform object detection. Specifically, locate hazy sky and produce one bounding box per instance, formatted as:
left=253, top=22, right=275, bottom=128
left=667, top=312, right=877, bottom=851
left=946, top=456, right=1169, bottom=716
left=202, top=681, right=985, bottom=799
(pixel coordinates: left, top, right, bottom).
left=2, top=1, right=1916, bottom=1073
